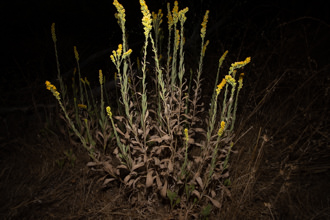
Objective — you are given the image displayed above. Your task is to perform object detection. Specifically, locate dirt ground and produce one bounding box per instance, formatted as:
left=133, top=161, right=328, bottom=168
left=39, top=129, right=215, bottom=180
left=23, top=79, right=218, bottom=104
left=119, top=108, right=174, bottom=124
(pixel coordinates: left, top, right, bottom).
left=1, top=2, right=330, bottom=219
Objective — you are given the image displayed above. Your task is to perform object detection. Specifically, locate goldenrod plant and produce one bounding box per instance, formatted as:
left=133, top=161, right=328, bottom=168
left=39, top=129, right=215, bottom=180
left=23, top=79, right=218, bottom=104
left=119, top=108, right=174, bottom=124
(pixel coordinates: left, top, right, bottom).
left=45, top=0, right=251, bottom=217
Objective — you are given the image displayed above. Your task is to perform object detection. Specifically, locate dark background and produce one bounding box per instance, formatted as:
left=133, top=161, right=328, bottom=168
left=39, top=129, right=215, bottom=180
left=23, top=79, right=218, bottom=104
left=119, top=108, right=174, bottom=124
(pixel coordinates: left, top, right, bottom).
left=2, top=0, right=329, bottom=83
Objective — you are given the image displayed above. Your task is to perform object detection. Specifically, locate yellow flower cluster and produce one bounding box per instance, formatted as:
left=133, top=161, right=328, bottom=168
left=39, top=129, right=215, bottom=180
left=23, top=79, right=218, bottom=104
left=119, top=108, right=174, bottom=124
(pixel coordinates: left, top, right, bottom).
left=219, top=50, right=228, bottom=64
left=51, top=23, right=56, bottom=43
left=238, top=73, right=244, bottom=89
left=216, top=78, right=227, bottom=95
left=152, top=9, right=163, bottom=25
left=99, top=69, right=103, bottom=85
left=172, top=1, right=179, bottom=24
left=78, top=104, right=87, bottom=109
left=225, top=75, right=236, bottom=86
left=178, top=7, right=189, bottom=24
left=110, top=44, right=132, bottom=64
left=123, top=49, right=132, bottom=59
left=110, top=44, right=123, bottom=63
left=45, top=81, right=60, bottom=100
left=106, top=106, right=112, bottom=118
left=218, top=121, right=226, bottom=137
left=202, top=40, right=209, bottom=56
left=229, top=57, right=251, bottom=73
left=175, top=29, right=180, bottom=49
left=184, top=128, right=189, bottom=142
left=200, top=10, right=209, bottom=39
left=113, top=0, right=126, bottom=24
left=140, top=0, right=152, bottom=37
left=167, top=3, right=173, bottom=29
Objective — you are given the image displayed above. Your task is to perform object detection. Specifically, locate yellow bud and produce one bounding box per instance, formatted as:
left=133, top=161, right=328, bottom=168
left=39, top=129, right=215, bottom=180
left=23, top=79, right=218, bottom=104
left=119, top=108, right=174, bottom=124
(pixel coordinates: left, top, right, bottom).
left=51, top=23, right=56, bottom=43
left=99, top=69, right=103, bottom=85
left=74, top=46, right=79, bottom=61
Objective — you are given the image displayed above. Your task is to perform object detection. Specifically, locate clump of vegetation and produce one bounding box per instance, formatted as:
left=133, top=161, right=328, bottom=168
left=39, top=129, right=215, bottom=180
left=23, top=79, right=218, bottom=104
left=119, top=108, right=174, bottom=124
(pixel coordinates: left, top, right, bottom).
left=45, top=0, right=250, bottom=217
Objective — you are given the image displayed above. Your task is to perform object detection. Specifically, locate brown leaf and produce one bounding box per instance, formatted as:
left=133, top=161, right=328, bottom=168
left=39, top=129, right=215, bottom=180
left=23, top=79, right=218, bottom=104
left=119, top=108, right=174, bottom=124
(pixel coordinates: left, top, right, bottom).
left=168, top=160, right=174, bottom=173
left=204, top=195, right=221, bottom=208
left=211, top=190, right=216, bottom=198
left=144, top=110, right=149, bottom=123
left=160, top=179, right=168, bottom=198
left=196, top=176, right=204, bottom=189
left=154, top=157, right=160, bottom=166
left=156, top=174, right=162, bottom=190
left=114, top=116, right=125, bottom=122
left=86, top=161, right=101, bottom=167
left=103, top=162, right=116, bottom=176
left=193, top=127, right=206, bottom=133
left=132, top=162, right=145, bottom=171
left=192, top=190, right=201, bottom=199
left=146, top=170, right=154, bottom=188
left=103, top=178, right=115, bottom=186
left=124, top=174, right=131, bottom=184
left=188, top=138, right=195, bottom=144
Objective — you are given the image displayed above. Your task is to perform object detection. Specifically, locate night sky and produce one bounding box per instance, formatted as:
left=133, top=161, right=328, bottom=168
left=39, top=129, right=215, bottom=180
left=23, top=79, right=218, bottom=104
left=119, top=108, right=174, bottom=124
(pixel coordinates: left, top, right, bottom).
left=1, top=0, right=329, bottom=95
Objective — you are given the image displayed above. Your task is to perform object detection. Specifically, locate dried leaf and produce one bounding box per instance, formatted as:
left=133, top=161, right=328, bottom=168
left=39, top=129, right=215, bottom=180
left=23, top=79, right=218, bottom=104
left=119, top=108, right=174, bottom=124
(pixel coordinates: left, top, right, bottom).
left=192, top=190, right=201, bottom=199
left=148, top=134, right=171, bottom=143
left=103, top=162, right=116, bottom=176
left=193, top=127, right=206, bottom=133
left=156, top=174, right=162, bottom=190
left=211, top=190, right=216, bottom=198
left=188, top=138, right=195, bottom=144
left=124, top=174, right=131, bottom=184
left=132, top=162, right=145, bottom=171
left=86, top=161, right=101, bottom=167
left=146, top=170, right=154, bottom=188
left=160, top=179, right=168, bottom=198
left=168, top=160, right=174, bottom=173
left=204, top=195, right=221, bottom=208
left=144, top=110, right=149, bottom=123
left=114, top=116, right=125, bottom=122
left=103, top=178, right=115, bottom=186
left=154, top=157, right=160, bottom=166
left=196, top=176, right=204, bottom=189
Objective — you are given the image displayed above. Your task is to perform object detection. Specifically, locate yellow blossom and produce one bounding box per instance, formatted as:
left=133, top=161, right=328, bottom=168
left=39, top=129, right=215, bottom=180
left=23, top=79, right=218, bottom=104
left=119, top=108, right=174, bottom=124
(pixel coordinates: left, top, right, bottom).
left=172, top=1, right=179, bottom=24
left=123, top=49, right=132, bottom=59
left=51, top=23, right=56, bottom=43
left=216, top=78, right=227, bottom=95
left=229, top=57, right=251, bottom=73
left=200, top=10, right=209, bottom=39
left=225, top=75, right=236, bottom=86
left=184, top=128, right=189, bottom=141
left=113, top=0, right=126, bottom=24
left=110, top=54, right=115, bottom=63
left=175, top=29, right=180, bottom=49
left=140, top=0, right=152, bottom=37
left=202, top=40, right=209, bottom=56
left=219, top=50, right=228, bottom=64
left=218, top=121, right=226, bottom=137
left=178, top=7, right=189, bottom=24
left=99, top=70, right=103, bottom=85
left=167, top=3, right=173, bottom=29
left=45, top=81, right=60, bottom=100
left=106, top=106, right=112, bottom=118
left=117, top=44, right=123, bottom=57
left=238, top=73, right=244, bottom=89
left=78, top=104, right=87, bottom=109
